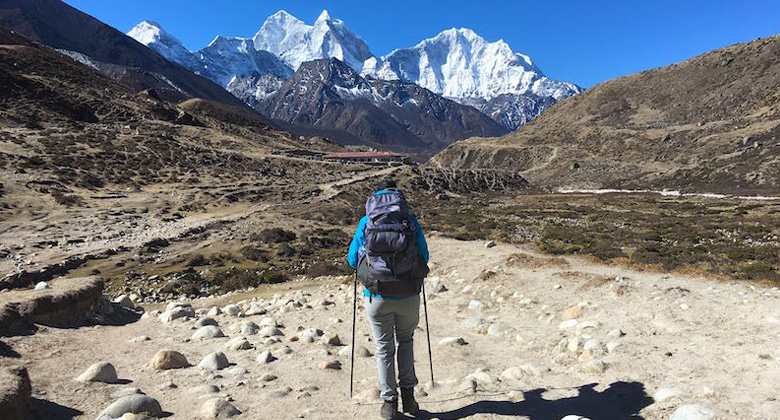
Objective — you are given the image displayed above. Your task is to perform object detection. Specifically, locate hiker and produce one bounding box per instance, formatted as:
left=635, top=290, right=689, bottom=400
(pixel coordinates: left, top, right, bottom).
left=348, top=179, right=430, bottom=419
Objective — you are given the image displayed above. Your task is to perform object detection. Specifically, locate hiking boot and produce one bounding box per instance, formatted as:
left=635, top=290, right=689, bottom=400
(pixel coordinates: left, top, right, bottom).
left=401, top=387, right=420, bottom=415
left=380, top=398, right=398, bottom=420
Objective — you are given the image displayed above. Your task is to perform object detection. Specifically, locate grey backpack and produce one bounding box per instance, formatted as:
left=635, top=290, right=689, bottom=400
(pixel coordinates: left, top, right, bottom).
left=357, top=190, right=428, bottom=297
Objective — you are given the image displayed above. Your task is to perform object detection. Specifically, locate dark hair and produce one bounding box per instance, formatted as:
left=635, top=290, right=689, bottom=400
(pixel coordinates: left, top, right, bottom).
left=378, top=179, right=398, bottom=190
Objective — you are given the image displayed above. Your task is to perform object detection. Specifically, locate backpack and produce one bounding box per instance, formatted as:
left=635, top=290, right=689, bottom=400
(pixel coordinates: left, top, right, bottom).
left=357, top=190, right=429, bottom=297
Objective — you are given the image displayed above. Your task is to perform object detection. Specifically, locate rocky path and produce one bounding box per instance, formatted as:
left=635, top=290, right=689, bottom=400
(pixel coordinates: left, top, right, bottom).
left=3, top=235, right=779, bottom=419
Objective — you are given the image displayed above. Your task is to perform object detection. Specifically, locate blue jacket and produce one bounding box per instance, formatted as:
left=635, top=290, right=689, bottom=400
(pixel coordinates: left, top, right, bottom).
left=347, top=190, right=429, bottom=298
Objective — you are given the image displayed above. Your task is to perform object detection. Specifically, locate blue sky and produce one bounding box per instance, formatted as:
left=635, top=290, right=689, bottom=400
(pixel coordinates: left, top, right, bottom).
left=64, top=0, right=779, bottom=88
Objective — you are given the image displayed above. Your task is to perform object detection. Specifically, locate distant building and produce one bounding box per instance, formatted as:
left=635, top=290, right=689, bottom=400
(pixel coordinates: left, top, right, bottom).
left=322, top=151, right=406, bottom=164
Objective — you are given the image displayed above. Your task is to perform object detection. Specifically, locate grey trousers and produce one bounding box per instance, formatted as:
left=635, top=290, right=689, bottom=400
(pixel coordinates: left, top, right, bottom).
left=365, top=294, right=420, bottom=402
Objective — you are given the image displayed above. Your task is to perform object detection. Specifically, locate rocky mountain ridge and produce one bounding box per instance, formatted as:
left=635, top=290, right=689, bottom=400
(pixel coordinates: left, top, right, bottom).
left=255, top=58, right=508, bottom=157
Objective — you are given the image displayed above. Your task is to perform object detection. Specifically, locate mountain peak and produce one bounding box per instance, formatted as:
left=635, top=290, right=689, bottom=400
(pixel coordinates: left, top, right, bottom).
left=253, top=10, right=374, bottom=72
left=127, top=20, right=194, bottom=66
left=433, top=27, right=481, bottom=43
left=140, top=20, right=162, bottom=29
left=128, top=20, right=179, bottom=46
left=316, top=9, right=332, bottom=22
left=267, top=10, right=299, bottom=23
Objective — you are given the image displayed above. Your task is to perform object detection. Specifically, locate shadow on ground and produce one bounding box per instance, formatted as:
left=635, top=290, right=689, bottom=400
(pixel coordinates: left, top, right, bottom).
left=411, top=382, right=653, bottom=420
left=96, top=306, right=143, bottom=327
left=28, top=398, right=84, bottom=420
left=0, top=339, right=21, bottom=358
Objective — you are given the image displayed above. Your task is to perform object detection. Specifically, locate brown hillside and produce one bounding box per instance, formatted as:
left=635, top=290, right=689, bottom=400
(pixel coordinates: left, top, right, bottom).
left=0, top=0, right=247, bottom=108
left=431, top=35, right=780, bottom=194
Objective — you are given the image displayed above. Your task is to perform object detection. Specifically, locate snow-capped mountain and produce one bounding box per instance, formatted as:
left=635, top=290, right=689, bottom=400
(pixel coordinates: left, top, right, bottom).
left=127, top=21, right=199, bottom=70
left=127, top=9, right=581, bottom=146
left=252, top=10, right=375, bottom=72
left=367, top=28, right=582, bottom=128
left=128, top=20, right=292, bottom=89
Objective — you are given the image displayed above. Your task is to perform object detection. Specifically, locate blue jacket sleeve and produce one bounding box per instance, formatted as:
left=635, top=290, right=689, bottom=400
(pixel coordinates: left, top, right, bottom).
left=347, top=216, right=368, bottom=269
left=410, top=215, right=429, bottom=262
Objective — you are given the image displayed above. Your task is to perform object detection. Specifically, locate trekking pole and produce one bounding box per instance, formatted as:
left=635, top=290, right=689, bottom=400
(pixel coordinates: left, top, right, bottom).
left=350, top=271, right=357, bottom=399
left=422, top=280, right=434, bottom=388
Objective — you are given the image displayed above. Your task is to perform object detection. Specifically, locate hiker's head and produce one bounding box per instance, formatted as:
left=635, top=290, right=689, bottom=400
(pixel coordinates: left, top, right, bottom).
left=378, top=179, right=398, bottom=191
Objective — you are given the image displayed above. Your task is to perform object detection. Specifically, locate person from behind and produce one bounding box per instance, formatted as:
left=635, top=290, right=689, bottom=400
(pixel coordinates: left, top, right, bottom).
left=347, top=179, right=430, bottom=419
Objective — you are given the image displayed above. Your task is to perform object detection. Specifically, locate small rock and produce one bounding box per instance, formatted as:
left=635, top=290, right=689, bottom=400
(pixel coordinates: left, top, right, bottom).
left=35, top=281, right=49, bottom=290
left=466, top=368, right=495, bottom=384
left=520, top=362, right=550, bottom=377
left=198, top=352, right=230, bottom=370
left=149, top=350, right=189, bottom=370
left=468, top=300, right=483, bottom=310
left=268, top=387, right=293, bottom=398
left=562, top=306, right=583, bottom=320
left=130, top=336, right=151, bottom=343
left=260, top=374, right=278, bottom=382
left=256, top=350, right=276, bottom=364
left=487, top=323, right=512, bottom=335
left=321, top=332, right=341, bottom=346
left=583, top=339, right=601, bottom=352
left=159, top=305, right=194, bottom=323
left=225, top=337, right=253, bottom=351
left=581, top=359, right=606, bottom=374
left=244, top=304, right=267, bottom=316
left=485, top=240, right=496, bottom=248
left=566, top=337, right=580, bottom=353
left=260, top=326, right=283, bottom=337
left=192, top=326, right=225, bottom=340
left=227, top=366, right=248, bottom=376
left=241, top=321, right=259, bottom=336
left=338, top=346, right=372, bottom=357
left=77, top=362, right=118, bottom=384
left=606, top=341, right=620, bottom=353
left=460, top=317, right=485, bottom=329
left=114, top=295, right=135, bottom=309
left=259, top=317, right=278, bottom=327
left=429, top=278, right=448, bottom=293
left=196, top=318, right=219, bottom=328
left=561, top=416, right=591, bottom=420
left=207, top=306, right=222, bottom=317
left=96, top=395, right=163, bottom=420
left=558, top=319, right=578, bottom=330
left=118, top=413, right=156, bottom=420
left=200, top=398, right=241, bottom=419
left=669, top=404, right=715, bottom=420
left=500, top=367, right=525, bottom=381
left=319, top=360, right=342, bottom=370
left=223, top=305, right=242, bottom=316
left=654, top=387, right=683, bottom=402
left=438, top=337, right=467, bottom=346
left=607, top=328, right=625, bottom=338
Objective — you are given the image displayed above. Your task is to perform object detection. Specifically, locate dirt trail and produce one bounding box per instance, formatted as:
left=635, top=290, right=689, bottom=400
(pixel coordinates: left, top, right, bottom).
left=3, top=235, right=779, bottom=419
left=318, top=166, right=400, bottom=200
